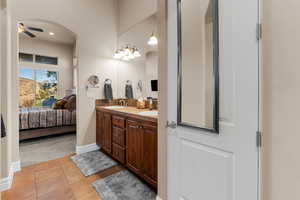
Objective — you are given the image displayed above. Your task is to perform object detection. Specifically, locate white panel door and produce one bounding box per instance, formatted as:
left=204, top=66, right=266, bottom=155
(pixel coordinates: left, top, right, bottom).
left=166, top=0, right=259, bottom=199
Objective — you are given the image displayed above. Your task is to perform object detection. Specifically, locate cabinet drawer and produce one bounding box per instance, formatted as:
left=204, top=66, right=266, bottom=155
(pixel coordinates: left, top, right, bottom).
left=112, top=116, right=125, bottom=128
left=112, top=126, right=125, bottom=147
left=112, top=143, right=125, bottom=164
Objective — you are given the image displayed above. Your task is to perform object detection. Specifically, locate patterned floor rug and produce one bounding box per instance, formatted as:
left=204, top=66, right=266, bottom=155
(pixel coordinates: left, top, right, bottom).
left=71, top=150, right=118, bottom=176
left=92, top=170, right=156, bottom=200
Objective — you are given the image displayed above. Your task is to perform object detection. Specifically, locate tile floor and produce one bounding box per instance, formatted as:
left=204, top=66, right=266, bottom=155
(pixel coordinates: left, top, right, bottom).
left=1, top=154, right=124, bottom=200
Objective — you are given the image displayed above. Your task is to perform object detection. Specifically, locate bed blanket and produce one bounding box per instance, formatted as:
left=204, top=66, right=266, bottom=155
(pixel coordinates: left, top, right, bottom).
left=19, top=107, right=76, bottom=130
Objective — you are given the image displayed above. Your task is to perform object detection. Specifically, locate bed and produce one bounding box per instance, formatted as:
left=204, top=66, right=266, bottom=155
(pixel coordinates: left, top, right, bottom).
left=19, top=107, right=76, bottom=141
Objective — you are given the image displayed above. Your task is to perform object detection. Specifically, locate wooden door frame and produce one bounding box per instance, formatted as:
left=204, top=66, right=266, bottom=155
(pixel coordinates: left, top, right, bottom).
left=157, top=0, right=168, bottom=199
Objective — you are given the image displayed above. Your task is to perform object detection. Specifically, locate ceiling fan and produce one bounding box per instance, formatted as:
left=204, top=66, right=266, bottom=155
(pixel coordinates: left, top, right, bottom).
left=18, top=23, right=44, bottom=38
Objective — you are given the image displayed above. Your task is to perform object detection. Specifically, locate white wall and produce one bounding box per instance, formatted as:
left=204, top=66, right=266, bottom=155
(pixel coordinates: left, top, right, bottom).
left=19, top=38, right=74, bottom=98
left=118, top=0, right=157, bottom=35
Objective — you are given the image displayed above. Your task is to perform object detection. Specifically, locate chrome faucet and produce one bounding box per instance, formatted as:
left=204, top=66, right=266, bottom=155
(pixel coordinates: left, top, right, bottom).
left=119, top=99, right=127, bottom=107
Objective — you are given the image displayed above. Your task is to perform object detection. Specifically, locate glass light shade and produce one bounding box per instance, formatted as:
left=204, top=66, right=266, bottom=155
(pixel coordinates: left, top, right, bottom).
left=114, top=50, right=122, bottom=59
left=18, top=26, right=24, bottom=33
left=148, top=34, right=158, bottom=46
left=124, top=47, right=131, bottom=55
left=128, top=53, right=135, bottom=59
left=133, top=49, right=141, bottom=57
left=123, top=56, right=130, bottom=61
left=114, top=46, right=142, bottom=61
left=119, top=49, right=125, bottom=57
left=114, top=53, right=121, bottom=59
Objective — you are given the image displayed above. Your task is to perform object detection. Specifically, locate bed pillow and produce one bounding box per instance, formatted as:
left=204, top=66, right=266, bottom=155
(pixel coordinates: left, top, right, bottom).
left=53, top=99, right=67, bottom=109
left=64, top=95, right=76, bottom=111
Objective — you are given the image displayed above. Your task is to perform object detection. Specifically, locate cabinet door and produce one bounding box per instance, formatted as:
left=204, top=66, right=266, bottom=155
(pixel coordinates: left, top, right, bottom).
left=96, top=111, right=104, bottom=148
left=103, top=113, right=112, bottom=153
left=112, top=126, right=125, bottom=147
left=142, top=124, right=158, bottom=187
left=126, top=120, right=142, bottom=175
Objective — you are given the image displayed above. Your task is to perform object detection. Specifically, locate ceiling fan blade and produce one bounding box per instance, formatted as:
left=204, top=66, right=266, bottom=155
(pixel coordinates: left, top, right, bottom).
left=24, top=31, right=36, bottom=38
left=27, top=27, right=44, bottom=32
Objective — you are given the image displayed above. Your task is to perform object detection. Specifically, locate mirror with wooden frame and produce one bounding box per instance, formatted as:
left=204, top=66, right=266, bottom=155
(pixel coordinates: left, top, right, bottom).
left=177, top=0, right=219, bottom=133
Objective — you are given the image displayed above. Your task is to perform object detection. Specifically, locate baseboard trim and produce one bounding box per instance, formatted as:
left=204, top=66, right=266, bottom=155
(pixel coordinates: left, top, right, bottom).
left=0, top=174, right=12, bottom=192
left=11, top=160, right=21, bottom=173
left=76, top=143, right=100, bottom=155
left=0, top=160, right=20, bottom=192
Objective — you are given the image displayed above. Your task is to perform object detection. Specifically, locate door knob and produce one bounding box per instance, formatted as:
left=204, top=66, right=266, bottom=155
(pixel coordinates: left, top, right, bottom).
left=166, top=121, right=177, bottom=129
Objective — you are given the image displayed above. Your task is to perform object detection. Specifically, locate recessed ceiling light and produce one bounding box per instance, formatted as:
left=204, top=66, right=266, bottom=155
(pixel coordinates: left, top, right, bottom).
left=49, top=32, right=55, bottom=36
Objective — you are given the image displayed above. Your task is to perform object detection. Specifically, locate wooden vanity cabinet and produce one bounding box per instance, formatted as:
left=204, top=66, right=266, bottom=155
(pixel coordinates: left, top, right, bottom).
left=96, top=111, right=112, bottom=154
left=96, top=109, right=157, bottom=188
left=126, top=119, right=158, bottom=188
left=126, top=120, right=143, bottom=175
left=96, top=111, right=103, bottom=148
left=112, top=115, right=126, bottom=164
left=141, top=124, right=158, bottom=187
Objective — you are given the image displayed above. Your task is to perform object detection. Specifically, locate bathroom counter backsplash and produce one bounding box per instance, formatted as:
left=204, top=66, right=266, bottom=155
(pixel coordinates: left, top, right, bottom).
left=95, top=98, right=158, bottom=109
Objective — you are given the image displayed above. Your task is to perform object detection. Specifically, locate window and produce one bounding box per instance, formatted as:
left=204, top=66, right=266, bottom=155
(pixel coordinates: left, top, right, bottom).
left=19, top=53, right=59, bottom=65
left=19, top=68, right=59, bottom=108
left=35, top=55, right=58, bottom=65
left=19, top=53, right=34, bottom=62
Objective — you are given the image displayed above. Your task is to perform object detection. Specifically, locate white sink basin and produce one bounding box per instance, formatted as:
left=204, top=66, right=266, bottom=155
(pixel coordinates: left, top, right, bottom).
left=138, top=111, right=158, bottom=116
left=104, top=106, right=125, bottom=109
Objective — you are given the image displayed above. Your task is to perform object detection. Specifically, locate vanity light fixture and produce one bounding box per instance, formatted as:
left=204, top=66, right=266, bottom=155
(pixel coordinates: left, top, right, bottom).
left=18, top=25, right=25, bottom=33
left=114, top=45, right=141, bottom=61
left=124, top=45, right=131, bottom=55
left=128, top=53, right=135, bottom=60
left=148, top=33, right=158, bottom=46
left=133, top=47, right=141, bottom=57
left=114, top=50, right=122, bottom=59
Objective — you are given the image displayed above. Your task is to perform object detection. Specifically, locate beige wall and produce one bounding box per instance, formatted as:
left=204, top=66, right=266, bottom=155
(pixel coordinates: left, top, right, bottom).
left=118, top=15, right=158, bottom=61
left=262, top=0, right=300, bottom=199
left=19, top=38, right=74, bottom=99
left=157, top=0, right=167, bottom=199
left=118, top=0, right=157, bottom=35
left=5, top=0, right=119, bottom=175
left=2, top=0, right=153, bottom=181
left=0, top=4, right=2, bottom=182
left=115, top=60, right=146, bottom=99
left=145, top=52, right=158, bottom=98
left=181, top=0, right=211, bottom=127
left=1, top=5, right=12, bottom=179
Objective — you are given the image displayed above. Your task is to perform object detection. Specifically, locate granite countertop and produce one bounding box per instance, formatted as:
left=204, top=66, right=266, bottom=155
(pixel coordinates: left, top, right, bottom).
left=95, top=106, right=158, bottom=123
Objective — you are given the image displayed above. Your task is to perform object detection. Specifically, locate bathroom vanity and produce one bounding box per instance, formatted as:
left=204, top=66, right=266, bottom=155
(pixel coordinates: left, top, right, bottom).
left=95, top=105, right=158, bottom=188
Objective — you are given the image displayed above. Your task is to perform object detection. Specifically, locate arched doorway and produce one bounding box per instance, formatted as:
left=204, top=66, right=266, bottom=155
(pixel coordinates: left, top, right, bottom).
left=17, top=19, right=79, bottom=167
